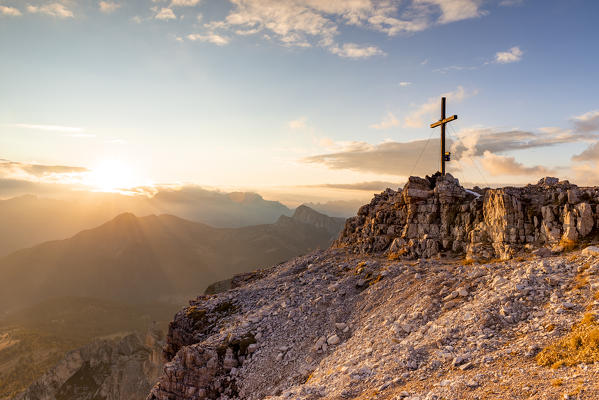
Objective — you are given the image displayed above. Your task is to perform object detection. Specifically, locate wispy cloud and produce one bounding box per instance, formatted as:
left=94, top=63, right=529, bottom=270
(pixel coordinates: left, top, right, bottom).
left=572, top=110, right=599, bottom=133
left=0, top=5, right=22, bottom=16
left=288, top=117, right=307, bottom=130
left=187, top=32, right=230, bottom=45
left=404, top=86, right=472, bottom=128
left=171, top=0, right=201, bottom=6
left=479, top=151, right=554, bottom=176
left=195, top=0, right=486, bottom=58
left=306, top=181, right=401, bottom=191
left=499, top=0, right=525, bottom=6
left=303, top=139, right=441, bottom=176
left=62, top=133, right=96, bottom=138
left=154, top=7, right=176, bottom=20
left=399, top=81, right=412, bottom=87
left=435, top=45, right=524, bottom=73
left=27, top=3, right=74, bottom=18
left=370, top=112, right=400, bottom=130
left=329, top=43, right=385, bottom=59
left=11, top=124, right=84, bottom=133
left=495, top=46, right=523, bottom=63
left=304, top=109, right=598, bottom=178
left=99, top=1, right=121, bottom=14
left=0, top=159, right=88, bottom=181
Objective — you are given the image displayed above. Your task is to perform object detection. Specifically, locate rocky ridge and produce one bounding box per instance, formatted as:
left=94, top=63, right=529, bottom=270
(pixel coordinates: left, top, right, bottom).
left=16, top=328, right=165, bottom=400
left=336, top=174, right=599, bottom=260
left=147, top=246, right=599, bottom=399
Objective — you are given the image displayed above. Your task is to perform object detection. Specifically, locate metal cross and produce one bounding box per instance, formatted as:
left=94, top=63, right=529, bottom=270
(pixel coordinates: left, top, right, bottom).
left=430, top=97, right=458, bottom=175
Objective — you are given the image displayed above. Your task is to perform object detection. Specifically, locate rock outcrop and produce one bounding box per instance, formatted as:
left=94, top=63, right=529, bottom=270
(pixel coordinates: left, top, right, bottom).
left=15, top=329, right=165, bottom=400
left=336, top=174, right=599, bottom=260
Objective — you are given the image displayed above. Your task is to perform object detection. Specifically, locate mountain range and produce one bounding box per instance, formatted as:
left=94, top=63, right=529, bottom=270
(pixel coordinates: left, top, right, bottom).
left=0, top=188, right=295, bottom=257
left=0, top=206, right=344, bottom=314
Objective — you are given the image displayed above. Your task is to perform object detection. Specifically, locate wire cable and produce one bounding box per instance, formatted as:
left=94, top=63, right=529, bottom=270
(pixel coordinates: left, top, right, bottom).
left=409, top=128, right=436, bottom=177
left=447, top=123, right=490, bottom=187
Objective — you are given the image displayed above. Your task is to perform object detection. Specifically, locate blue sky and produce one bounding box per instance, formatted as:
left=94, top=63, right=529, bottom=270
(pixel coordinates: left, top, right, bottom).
left=1, top=0, right=598, bottom=203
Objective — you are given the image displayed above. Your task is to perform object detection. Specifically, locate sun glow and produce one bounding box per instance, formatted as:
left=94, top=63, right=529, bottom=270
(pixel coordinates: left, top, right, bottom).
left=86, top=160, right=141, bottom=192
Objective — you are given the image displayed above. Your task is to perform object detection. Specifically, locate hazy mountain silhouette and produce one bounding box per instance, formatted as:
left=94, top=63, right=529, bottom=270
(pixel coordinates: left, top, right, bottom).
left=0, top=188, right=292, bottom=257
left=0, top=207, right=339, bottom=313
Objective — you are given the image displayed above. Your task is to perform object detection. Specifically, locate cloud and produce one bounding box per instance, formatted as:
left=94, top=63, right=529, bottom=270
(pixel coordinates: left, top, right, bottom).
left=0, top=5, right=22, bottom=16
left=399, top=81, right=411, bottom=87
left=11, top=123, right=84, bottom=133
left=499, top=0, right=524, bottom=6
left=27, top=3, right=74, bottom=18
left=171, top=0, right=201, bottom=6
left=572, top=142, right=599, bottom=162
left=404, top=86, right=470, bottom=128
left=198, top=0, right=485, bottom=57
left=450, top=126, right=594, bottom=160
left=495, top=46, right=523, bottom=64
left=99, top=1, right=121, bottom=14
left=303, top=139, right=441, bottom=176
left=572, top=110, right=599, bottom=134
left=62, top=133, right=97, bottom=138
left=187, top=32, right=230, bottom=45
left=370, top=112, right=400, bottom=130
left=0, top=159, right=88, bottom=182
left=155, top=7, right=176, bottom=20
left=416, top=0, right=486, bottom=24
left=303, top=118, right=596, bottom=177
left=307, top=181, right=401, bottom=191
left=479, top=151, right=554, bottom=176
left=329, top=43, right=385, bottom=58
left=288, top=118, right=307, bottom=130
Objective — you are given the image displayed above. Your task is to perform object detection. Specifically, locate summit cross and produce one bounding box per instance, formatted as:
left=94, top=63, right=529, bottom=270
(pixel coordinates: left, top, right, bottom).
left=430, top=97, right=458, bottom=176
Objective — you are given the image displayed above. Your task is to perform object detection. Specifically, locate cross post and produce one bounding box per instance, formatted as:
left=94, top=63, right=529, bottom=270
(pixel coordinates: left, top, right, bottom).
left=430, top=97, right=458, bottom=175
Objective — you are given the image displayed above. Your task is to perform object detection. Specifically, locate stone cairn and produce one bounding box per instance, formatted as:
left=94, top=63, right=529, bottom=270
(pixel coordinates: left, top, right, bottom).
left=335, top=174, right=599, bottom=260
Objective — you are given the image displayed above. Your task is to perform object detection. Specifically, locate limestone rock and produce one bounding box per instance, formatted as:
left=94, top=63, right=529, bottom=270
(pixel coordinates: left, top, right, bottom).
left=335, top=174, right=599, bottom=260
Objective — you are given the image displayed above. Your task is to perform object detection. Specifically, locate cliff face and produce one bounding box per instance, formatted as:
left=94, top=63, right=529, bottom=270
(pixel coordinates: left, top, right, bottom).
left=336, top=175, right=599, bottom=260
left=15, top=329, right=164, bottom=400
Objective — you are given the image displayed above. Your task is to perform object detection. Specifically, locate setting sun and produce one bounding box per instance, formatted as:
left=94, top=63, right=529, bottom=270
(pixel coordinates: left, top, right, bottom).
left=86, top=160, right=139, bottom=192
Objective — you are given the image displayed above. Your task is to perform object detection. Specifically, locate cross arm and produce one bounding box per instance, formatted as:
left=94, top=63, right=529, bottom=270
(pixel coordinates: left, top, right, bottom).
left=430, top=114, right=458, bottom=128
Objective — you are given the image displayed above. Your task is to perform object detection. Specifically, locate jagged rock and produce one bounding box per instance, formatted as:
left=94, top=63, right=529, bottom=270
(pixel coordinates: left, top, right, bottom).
left=335, top=175, right=599, bottom=260
left=16, top=329, right=165, bottom=400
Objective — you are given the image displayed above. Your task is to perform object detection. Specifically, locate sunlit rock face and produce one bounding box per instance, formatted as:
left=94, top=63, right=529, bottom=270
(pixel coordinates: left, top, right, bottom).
left=336, top=174, right=599, bottom=260
left=15, top=329, right=165, bottom=400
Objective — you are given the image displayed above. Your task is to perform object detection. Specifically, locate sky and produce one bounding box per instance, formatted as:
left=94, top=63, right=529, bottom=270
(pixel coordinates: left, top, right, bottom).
left=1, top=0, right=599, bottom=205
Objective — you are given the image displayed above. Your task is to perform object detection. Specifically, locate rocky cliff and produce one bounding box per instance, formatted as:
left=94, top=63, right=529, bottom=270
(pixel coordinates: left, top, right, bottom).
left=15, top=329, right=165, bottom=400
left=144, top=176, right=599, bottom=400
left=336, top=174, right=599, bottom=260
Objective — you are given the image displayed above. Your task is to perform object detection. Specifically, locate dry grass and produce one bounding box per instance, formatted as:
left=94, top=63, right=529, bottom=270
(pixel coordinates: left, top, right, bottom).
left=536, top=312, right=599, bottom=368
left=551, top=378, right=564, bottom=387
left=387, top=249, right=407, bottom=260
left=560, top=238, right=578, bottom=252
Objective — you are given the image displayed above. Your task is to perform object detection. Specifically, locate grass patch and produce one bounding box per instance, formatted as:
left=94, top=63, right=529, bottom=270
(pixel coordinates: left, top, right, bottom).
left=560, top=238, right=578, bottom=252
left=537, top=312, right=599, bottom=368
left=387, top=249, right=407, bottom=261
left=551, top=378, right=563, bottom=387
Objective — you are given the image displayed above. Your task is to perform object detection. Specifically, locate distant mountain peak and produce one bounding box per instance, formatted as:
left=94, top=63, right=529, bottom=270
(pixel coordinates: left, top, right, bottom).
left=291, top=205, right=346, bottom=238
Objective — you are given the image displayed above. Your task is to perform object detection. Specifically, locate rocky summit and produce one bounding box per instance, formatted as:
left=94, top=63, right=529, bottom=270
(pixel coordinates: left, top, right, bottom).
left=337, top=174, right=599, bottom=260
left=144, top=176, right=599, bottom=400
